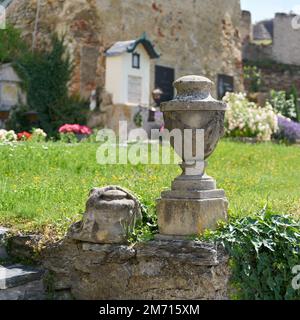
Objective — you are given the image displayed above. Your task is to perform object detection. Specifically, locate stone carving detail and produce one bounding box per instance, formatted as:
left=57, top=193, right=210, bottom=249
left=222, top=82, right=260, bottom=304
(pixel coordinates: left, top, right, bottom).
left=69, top=186, right=142, bottom=244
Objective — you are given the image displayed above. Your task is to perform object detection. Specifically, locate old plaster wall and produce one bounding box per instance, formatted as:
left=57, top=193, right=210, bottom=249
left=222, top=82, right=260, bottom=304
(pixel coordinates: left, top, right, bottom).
left=7, top=0, right=243, bottom=99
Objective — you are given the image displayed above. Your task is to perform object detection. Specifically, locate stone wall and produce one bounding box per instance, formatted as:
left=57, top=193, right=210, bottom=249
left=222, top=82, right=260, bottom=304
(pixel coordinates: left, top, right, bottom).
left=7, top=0, right=243, bottom=99
left=43, top=238, right=230, bottom=300
left=243, top=43, right=273, bottom=62
left=42, top=184, right=230, bottom=300
left=242, top=12, right=300, bottom=67
left=273, top=13, right=300, bottom=66
left=244, top=62, right=300, bottom=94
left=240, top=10, right=252, bottom=45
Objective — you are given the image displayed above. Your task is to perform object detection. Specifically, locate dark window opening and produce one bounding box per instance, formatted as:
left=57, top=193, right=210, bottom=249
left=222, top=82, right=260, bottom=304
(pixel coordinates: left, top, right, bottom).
left=217, top=74, right=234, bottom=99
left=132, top=53, right=140, bottom=69
left=155, top=65, right=175, bottom=103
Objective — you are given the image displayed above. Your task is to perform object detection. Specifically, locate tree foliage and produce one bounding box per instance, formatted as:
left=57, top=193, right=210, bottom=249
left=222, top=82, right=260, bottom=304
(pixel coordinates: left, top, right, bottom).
left=6, top=31, right=89, bottom=135
left=0, top=24, right=27, bottom=63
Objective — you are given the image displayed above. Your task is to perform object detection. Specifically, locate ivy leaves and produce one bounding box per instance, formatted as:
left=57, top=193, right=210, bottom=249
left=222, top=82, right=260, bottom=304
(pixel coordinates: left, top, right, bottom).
left=202, top=209, right=300, bottom=300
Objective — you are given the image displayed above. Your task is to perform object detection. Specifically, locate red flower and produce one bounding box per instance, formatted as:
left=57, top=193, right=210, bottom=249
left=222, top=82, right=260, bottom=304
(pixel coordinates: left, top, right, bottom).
left=17, top=131, right=32, bottom=141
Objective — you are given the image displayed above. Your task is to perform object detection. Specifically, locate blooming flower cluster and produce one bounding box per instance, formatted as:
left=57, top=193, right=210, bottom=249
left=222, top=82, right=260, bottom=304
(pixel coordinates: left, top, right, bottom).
left=0, top=128, right=47, bottom=143
left=58, top=124, right=92, bottom=135
left=0, top=130, right=18, bottom=143
left=17, top=131, right=32, bottom=141
left=223, top=92, right=279, bottom=141
left=31, top=128, right=47, bottom=142
left=277, top=115, right=300, bottom=143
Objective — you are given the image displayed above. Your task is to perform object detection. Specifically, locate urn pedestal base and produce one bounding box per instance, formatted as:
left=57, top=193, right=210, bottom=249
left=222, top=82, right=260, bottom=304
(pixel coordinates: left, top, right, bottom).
left=157, top=174, right=228, bottom=237
left=157, top=197, right=228, bottom=237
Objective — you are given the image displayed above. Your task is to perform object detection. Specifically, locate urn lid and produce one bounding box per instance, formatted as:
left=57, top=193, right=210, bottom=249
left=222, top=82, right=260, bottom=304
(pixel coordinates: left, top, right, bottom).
left=161, top=75, right=227, bottom=111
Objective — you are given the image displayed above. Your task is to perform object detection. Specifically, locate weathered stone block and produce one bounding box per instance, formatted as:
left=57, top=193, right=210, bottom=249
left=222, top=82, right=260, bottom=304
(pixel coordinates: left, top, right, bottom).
left=70, top=186, right=142, bottom=244
left=0, top=280, right=45, bottom=300
left=157, top=198, right=228, bottom=236
left=0, top=264, right=44, bottom=290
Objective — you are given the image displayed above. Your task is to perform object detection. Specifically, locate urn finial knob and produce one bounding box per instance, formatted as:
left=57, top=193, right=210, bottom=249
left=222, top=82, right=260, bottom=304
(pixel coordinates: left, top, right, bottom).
left=174, top=75, right=213, bottom=100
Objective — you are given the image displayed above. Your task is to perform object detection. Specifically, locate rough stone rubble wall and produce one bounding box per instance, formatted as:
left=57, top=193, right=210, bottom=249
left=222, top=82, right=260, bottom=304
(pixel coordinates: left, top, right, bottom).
left=244, top=64, right=300, bottom=94
left=7, top=0, right=243, bottom=98
left=43, top=239, right=230, bottom=300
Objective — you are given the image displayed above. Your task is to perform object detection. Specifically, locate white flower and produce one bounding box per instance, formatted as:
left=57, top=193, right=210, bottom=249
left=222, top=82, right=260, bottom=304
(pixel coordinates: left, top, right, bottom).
left=31, top=128, right=47, bottom=142
left=0, top=129, right=7, bottom=141
left=4, top=130, right=17, bottom=142
left=224, top=92, right=279, bottom=141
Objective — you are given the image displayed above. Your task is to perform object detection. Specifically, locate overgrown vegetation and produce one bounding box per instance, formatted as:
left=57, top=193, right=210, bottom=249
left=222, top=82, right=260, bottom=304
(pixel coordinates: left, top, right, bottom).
left=269, top=90, right=298, bottom=122
left=0, top=24, right=27, bottom=64
left=202, top=208, right=300, bottom=300
left=244, top=65, right=262, bottom=93
left=0, top=25, right=89, bottom=136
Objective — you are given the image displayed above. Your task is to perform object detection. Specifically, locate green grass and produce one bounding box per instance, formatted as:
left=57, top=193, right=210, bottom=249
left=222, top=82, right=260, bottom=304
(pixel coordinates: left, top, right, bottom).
left=0, top=140, right=299, bottom=236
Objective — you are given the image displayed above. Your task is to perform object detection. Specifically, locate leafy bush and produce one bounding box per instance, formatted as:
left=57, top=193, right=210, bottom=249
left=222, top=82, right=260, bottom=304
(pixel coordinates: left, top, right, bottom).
left=224, top=92, right=278, bottom=141
left=276, top=116, right=300, bottom=143
left=269, top=90, right=298, bottom=121
left=59, top=132, right=78, bottom=144
left=288, top=86, right=300, bottom=122
left=244, top=66, right=262, bottom=93
left=8, top=33, right=89, bottom=136
left=202, top=209, right=300, bottom=300
left=6, top=104, right=32, bottom=133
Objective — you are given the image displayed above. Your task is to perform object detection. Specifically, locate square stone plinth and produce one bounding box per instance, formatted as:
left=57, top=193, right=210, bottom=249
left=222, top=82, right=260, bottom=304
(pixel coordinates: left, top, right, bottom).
left=157, top=198, right=228, bottom=236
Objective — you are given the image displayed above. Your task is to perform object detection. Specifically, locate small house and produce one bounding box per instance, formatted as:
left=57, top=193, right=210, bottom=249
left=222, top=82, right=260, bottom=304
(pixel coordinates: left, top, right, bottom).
left=105, top=33, right=160, bottom=108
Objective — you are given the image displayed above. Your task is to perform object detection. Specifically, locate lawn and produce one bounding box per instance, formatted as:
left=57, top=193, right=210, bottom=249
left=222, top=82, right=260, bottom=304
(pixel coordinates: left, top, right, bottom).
left=0, top=140, right=299, bottom=236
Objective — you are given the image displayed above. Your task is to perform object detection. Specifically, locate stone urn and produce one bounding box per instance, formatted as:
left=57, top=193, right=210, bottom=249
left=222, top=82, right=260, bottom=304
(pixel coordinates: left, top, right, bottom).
left=157, top=75, right=228, bottom=238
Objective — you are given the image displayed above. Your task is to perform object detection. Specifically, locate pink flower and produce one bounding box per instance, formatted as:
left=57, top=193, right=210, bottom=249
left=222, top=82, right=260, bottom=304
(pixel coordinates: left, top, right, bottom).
left=79, top=126, right=92, bottom=135
left=59, top=124, right=92, bottom=135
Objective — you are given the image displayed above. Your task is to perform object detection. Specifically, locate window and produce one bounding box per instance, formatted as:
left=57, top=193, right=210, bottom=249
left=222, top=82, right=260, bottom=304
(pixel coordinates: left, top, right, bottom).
left=132, top=53, right=140, bottom=69
left=217, top=74, right=234, bottom=99
left=128, top=76, right=142, bottom=104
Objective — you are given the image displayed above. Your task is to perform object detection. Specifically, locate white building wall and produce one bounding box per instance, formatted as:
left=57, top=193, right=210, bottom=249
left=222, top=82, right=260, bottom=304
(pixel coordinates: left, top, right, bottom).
left=123, top=44, right=150, bottom=106
left=273, top=14, right=300, bottom=66
left=105, top=55, right=124, bottom=104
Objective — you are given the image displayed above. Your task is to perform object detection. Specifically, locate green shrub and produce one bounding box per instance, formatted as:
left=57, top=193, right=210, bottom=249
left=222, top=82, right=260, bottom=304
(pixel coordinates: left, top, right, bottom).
left=6, top=104, right=32, bottom=133
left=8, top=33, right=89, bottom=136
left=269, top=90, right=297, bottom=121
left=288, top=86, right=300, bottom=122
left=0, top=24, right=27, bottom=63
left=202, top=208, right=300, bottom=300
left=244, top=66, right=262, bottom=93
